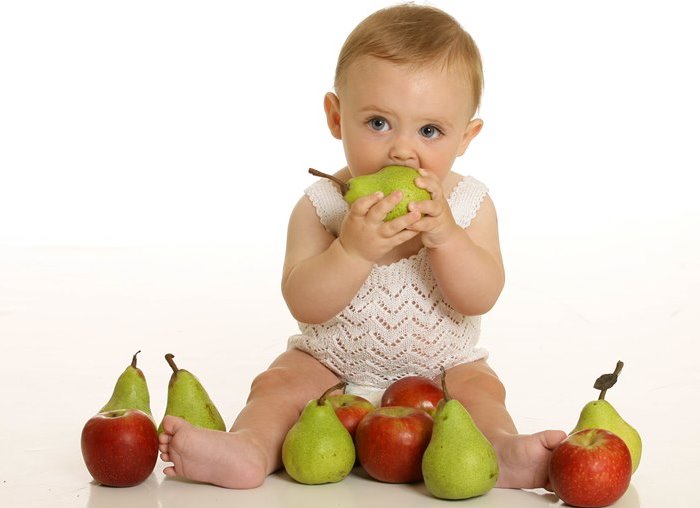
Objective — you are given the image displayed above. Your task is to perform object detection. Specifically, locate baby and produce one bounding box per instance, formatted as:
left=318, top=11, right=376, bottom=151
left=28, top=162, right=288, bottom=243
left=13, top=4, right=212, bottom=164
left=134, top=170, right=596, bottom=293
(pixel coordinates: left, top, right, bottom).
left=159, top=3, right=566, bottom=490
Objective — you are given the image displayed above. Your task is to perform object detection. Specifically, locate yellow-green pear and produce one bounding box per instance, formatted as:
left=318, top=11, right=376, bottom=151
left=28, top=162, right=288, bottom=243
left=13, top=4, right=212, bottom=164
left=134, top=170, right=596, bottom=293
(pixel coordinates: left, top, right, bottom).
left=309, top=166, right=431, bottom=221
left=158, top=354, right=226, bottom=433
left=422, top=368, right=499, bottom=500
left=100, top=350, right=152, bottom=418
left=571, top=361, right=642, bottom=473
left=282, top=381, right=355, bottom=485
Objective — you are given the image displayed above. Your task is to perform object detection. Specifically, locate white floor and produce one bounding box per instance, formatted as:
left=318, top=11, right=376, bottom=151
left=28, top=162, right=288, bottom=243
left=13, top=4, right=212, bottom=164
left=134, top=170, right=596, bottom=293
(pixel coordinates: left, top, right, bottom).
left=1, top=237, right=698, bottom=507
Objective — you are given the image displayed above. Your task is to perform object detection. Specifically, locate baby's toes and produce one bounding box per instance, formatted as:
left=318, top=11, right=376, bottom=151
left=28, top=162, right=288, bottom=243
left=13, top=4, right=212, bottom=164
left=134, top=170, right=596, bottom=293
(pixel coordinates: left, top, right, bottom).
left=541, top=429, right=567, bottom=450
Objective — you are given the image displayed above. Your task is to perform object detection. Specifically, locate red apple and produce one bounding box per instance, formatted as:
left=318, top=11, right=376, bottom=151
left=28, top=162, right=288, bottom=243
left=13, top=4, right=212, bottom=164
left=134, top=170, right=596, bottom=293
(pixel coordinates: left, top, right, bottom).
left=549, top=428, right=632, bottom=507
left=81, top=409, right=159, bottom=487
left=355, top=406, right=433, bottom=483
left=327, top=394, right=375, bottom=438
left=381, top=376, right=443, bottom=415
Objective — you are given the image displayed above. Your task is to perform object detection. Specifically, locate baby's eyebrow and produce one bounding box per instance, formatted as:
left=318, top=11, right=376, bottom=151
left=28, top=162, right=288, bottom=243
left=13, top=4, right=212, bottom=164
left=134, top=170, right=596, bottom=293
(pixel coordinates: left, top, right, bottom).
left=360, top=105, right=395, bottom=116
left=422, top=117, right=453, bottom=129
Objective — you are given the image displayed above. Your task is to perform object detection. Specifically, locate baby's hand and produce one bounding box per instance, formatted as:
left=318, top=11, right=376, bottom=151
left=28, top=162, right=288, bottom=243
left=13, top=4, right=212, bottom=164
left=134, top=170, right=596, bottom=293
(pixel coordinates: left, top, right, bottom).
left=339, top=190, right=421, bottom=263
left=407, top=168, right=462, bottom=249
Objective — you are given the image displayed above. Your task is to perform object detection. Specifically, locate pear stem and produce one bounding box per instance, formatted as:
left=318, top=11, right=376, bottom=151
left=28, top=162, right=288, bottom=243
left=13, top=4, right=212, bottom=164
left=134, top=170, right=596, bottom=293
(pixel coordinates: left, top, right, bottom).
left=440, top=366, right=451, bottom=401
left=318, top=381, right=347, bottom=406
left=308, top=168, right=349, bottom=195
left=598, top=360, right=624, bottom=400
left=131, top=350, right=141, bottom=368
left=165, top=353, right=180, bottom=374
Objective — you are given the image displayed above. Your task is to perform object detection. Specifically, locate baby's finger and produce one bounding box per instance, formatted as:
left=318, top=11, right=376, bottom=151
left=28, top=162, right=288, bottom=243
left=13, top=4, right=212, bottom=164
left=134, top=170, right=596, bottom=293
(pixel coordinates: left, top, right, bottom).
left=406, top=215, right=439, bottom=233
left=415, top=169, right=442, bottom=199
left=383, top=209, right=421, bottom=234
left=408, top=198, right=443, bottom=218
left=349, top=191, right=385, bottom=217
left=390, top=227, right=421, bottom=245
left=368, top=191, right=404, bottom=222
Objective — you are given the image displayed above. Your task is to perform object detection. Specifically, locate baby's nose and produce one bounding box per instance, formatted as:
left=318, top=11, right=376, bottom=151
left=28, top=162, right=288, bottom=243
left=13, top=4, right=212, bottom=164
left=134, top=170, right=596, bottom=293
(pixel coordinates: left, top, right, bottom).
left=388, top=136, right=418, bottom=167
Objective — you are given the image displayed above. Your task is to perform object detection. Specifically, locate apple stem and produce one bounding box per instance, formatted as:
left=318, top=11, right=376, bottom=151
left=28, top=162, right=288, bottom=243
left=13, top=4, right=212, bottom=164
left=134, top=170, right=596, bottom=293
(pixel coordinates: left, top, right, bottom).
left=318, top=381, right=347, bottom=406
left=598, top=360, right=624, bottom=400
left=309, top=168, right=349, bottom=195
left=165, top=353, right=179, bottom=374
left=440, top=366, right=451, bottom=401
left=131, top=350, right=141, bottom=368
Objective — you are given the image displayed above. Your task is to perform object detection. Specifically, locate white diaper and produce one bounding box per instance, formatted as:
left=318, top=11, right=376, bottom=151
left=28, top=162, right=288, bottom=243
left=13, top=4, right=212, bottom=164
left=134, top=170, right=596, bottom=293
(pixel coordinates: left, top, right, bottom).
left=345, top=383, right=385, bottom=407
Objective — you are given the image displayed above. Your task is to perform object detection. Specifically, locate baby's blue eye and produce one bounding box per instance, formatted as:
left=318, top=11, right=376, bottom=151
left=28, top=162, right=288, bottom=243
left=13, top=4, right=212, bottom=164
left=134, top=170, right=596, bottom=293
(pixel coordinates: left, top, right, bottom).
left=368, top=117, right=389, bottom=132
left=420, top=125, right=442, bottom=139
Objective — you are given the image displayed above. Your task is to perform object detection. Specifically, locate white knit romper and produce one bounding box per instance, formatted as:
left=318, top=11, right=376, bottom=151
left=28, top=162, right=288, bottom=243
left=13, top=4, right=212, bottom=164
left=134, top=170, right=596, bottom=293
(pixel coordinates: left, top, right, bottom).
left=288, top=175, right=490, bottom=398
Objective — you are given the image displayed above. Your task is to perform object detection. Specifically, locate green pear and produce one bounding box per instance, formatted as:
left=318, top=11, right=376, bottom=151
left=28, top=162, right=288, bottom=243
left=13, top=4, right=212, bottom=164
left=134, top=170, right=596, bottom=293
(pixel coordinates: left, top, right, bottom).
left=571, top=361, right=642, bottom=473
left=422, top=368, right=499, bottom=500
left=158, top=353, right=226, bottom=433
left=100, top=350, right=152, bottom=418
left=282, top=381, right=355, bottom=485
left=309, top=166, right=431, bottom=221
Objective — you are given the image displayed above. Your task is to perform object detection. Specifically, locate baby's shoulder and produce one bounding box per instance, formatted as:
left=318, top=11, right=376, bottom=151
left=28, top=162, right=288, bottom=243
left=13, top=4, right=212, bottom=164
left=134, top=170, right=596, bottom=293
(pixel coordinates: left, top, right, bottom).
left=447, top=173, right=491, bottom=228
left=300, top=179, right=347, bottom=236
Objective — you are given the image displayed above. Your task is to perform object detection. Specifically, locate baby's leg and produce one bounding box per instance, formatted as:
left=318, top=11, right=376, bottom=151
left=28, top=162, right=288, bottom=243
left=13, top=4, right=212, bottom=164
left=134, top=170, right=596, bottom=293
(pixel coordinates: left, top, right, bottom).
left=159, top=348, right=340, bottom=488
left=443, top=360, right=566, bottom=490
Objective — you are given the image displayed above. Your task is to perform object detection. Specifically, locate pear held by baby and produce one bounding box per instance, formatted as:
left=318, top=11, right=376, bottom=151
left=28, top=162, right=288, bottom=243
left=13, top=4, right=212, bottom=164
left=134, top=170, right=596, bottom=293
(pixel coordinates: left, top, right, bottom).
left=309, top=165, right=431, bottom=221
left=421, top=367, right=499, bottom=500
left=571, top=360, right=642, bottom=473
left=282, top=381, right=356, bottom=485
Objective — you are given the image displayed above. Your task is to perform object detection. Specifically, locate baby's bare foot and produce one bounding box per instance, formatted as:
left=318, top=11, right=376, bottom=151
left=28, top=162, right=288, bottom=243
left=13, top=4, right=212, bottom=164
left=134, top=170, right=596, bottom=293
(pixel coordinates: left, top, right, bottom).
left=493, top=430, right=567, bottom=490
left=159, top=415, right=268, bottom=489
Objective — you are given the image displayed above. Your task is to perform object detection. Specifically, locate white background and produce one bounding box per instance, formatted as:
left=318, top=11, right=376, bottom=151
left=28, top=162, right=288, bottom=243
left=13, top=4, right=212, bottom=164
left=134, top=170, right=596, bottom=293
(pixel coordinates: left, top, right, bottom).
left=1, top=1, right=699, bottom=507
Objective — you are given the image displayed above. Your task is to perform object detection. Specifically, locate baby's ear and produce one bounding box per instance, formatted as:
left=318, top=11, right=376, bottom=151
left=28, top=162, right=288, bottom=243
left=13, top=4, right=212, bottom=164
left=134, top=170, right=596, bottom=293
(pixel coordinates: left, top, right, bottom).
left=457, top=118, right=483, bottom=156
left=324, top=92, right=342, bottom=139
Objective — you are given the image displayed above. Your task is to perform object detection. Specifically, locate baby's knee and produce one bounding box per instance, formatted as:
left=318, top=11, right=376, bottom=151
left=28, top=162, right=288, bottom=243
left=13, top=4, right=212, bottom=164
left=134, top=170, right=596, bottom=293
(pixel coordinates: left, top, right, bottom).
left=248, top=363, right=328, bottom=402
left=448, top=361, right=507, bottom=403
left=475, top=368, right=507, bottom=403
left=248, top=366, right=297, bottom=399
left=250, top=349, right=338, bottom=397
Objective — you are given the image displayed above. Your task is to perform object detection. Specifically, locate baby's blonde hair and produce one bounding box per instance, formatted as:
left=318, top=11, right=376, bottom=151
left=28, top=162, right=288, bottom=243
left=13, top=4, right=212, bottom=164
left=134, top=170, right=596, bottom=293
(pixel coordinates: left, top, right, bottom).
left=334, top=3, right=484, bottom=115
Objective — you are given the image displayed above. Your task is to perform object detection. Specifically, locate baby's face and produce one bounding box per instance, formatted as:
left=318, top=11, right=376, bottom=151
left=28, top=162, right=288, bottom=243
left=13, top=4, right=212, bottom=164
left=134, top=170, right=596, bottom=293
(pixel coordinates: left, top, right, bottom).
left=331, top=56, right=479, bottom=182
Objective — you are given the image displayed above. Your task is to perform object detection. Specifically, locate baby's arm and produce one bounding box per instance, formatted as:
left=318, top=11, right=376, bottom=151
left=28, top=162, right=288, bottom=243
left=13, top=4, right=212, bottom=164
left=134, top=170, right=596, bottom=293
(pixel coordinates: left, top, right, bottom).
left=430, top=195, right=504, bottom=315
left=282, top=190, right=420, bottom=324
left=409, top=171, right=505, bottom=315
